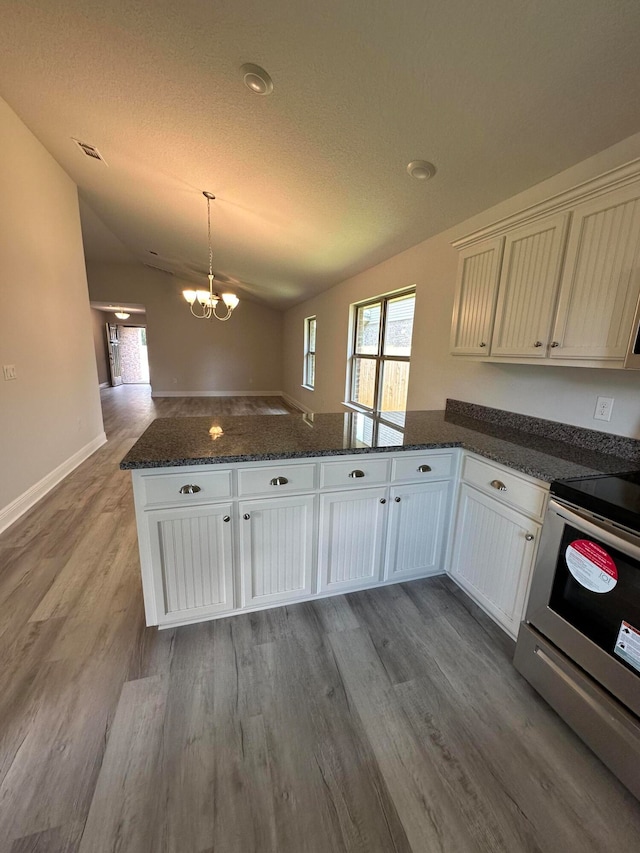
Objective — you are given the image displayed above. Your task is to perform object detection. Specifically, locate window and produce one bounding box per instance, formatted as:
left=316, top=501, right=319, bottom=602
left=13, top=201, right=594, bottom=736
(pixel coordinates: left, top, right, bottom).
left=348, top=290, right=415, bottom=415
left=303, top=316, right=316, bottom=389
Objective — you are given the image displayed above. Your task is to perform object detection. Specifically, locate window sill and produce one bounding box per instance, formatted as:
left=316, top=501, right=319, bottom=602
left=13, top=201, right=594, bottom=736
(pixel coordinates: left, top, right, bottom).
left=301, top=384, right=315, bottom=392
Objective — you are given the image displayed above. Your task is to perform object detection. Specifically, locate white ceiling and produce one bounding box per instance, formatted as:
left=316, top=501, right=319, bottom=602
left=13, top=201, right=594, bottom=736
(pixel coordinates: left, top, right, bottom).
left=2, top=0, right=640, bottom=308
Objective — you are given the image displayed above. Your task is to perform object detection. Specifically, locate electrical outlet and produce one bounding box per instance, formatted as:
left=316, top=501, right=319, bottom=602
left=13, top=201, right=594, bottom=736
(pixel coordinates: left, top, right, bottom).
left=3, top=364, right=16, bottom=381
left=594, top=396, right=614, bottom=422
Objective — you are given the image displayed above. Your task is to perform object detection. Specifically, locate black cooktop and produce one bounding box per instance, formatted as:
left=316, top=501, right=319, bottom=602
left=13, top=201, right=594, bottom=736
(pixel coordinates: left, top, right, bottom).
left=552, top=471, right=640, bottom=532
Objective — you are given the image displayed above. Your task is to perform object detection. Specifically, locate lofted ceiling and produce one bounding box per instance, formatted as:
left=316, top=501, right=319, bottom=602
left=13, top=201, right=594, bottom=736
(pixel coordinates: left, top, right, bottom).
left=2, top=1, right=640, bottom=309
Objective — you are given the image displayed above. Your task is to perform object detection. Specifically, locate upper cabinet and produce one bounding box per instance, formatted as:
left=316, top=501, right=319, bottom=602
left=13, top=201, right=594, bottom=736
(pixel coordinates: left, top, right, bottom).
left=451, top=162, right=640, bottom=368
left=450, top=237, right=503, bottom=355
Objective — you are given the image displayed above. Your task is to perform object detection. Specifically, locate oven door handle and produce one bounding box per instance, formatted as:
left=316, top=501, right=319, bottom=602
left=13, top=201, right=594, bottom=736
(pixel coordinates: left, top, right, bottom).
left=549, top=498, right=640, bottom=561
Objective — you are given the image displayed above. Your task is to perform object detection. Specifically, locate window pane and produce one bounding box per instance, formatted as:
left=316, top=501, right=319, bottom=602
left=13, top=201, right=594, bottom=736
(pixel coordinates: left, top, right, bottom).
left=307, top=353, right=315, bottom=387
left=383, top=294, right=415, bottom=356
left=379, top=360, right=410, bottom=412
left=355, top=303, right=381, bottom=354
left=308, top=317, right=316, bottom=352
left=351, top=357, right=376, bottom=409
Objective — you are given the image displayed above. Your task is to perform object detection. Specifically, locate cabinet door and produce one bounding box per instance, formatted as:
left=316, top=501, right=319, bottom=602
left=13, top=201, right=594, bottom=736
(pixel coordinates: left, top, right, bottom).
left=385, top=481, right=451, bottom=581
left=147, top=503, right=234, bottom=623
left=449, top=484, right=540, bottom=638
left=239, top=494, right=315, bottom=607
left=318, top=487, right=387, bottom=593
left=450, top=237, right=504, bottom=355
left=492, top=212, right=570, bottom=357
left=551, top=182, right=640, bottom=361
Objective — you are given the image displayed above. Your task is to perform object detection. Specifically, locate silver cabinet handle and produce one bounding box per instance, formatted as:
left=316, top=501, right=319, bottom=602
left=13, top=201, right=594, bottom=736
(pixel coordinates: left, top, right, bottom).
left=179, top=484, right=201, bottom=494
left=349, top=469, right=365, bottom=478
left=479, top=342, right=487, bottom=348
left=417, top=464, right=432, bottom=473
left=490, top=479, right=507, bottom=491
left=394, top=496, right=401, bottom=502
left=243, top=513, right=250, bottom=520
left=223, top=515, right=230, bottom=523
left=380, top=498, right=386, bottom=504
left=550, top=341, right=560, bottom=348
left=533, top=341, right=543, bottom=347
left=270, top=476, right=289, bottom=486
left=525, top=533, right=535, bottom=541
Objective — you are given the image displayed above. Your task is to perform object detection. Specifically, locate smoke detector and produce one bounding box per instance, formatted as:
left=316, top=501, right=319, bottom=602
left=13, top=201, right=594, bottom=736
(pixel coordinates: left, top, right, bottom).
left=407, top=160, right=436, bottom=181
left=72, top=138, right=107, bottom=164
left=241, top=63, right=274, bottom=95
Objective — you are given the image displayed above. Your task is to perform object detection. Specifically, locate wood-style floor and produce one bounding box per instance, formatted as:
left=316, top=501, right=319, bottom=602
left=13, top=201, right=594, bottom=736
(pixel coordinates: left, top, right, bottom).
left=1, top=386, right=639, bottom=852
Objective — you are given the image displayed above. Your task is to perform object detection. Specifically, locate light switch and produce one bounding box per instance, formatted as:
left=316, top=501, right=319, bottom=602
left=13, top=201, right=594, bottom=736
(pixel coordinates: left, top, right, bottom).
left=3, top=364, right=16, bottom=381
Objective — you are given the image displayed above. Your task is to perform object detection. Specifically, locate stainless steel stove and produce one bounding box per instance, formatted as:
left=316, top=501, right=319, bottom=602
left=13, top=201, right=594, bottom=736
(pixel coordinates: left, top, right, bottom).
left=514, top=470, right=640, bottom=800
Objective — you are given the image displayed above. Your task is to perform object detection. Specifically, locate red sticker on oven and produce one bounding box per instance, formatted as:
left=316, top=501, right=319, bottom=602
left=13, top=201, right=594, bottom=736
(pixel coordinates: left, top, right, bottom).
left=565, top=539, right=618, bottom=593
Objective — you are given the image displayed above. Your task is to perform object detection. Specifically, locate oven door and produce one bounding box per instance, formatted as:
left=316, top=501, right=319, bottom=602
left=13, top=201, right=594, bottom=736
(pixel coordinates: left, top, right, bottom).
left=525, top=498, right=640, bottom=717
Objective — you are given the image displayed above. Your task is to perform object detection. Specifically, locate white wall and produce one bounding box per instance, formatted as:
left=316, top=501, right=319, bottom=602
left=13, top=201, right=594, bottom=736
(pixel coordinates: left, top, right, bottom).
left=87, top=263, right=284, bottom=395
left=0, top=97, right=105, bottom=527
left=282, top=131, right=640, bottom=439
left=90, top=308, right=110, bottom=385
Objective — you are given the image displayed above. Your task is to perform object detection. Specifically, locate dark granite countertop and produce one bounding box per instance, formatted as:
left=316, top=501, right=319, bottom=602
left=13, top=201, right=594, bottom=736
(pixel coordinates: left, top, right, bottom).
left=120, top=402, right=640, bottom=483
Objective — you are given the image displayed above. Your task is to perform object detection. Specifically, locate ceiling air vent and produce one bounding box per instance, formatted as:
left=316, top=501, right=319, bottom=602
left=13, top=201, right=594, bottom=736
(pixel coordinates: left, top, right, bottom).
left=72, top=138, right=107, bottom=164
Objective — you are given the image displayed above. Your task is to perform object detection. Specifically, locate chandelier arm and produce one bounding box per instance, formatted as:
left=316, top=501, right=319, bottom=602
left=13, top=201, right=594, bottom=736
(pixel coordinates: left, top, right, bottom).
left=212, top=303, right=233, bottom=321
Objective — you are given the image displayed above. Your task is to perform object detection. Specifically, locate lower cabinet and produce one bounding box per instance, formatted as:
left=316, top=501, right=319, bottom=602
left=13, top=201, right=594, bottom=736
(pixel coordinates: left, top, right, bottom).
left=147, top=503, right=235, bottom=625
left=385, top=481, right=452, bottom=581
left=318, top=487, right=388, bottom=592
left=449, top=483, right=541, bottom=638
left=239, top=494, right=315, bottom=607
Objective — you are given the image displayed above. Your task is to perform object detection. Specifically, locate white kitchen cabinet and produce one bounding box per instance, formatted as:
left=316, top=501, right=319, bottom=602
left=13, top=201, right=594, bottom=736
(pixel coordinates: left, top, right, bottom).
left=451, top=162, right=640, bottom=368
left=318, top=486, right=387, bottom=592
left=239, top=494, right=315, bottom=607
left=385, top=481, right=452, bottom=581
left=130, top=449, right=455, bottom=627
left=448, top=454, right=547, bottom=639
left=146, top=503, right=235, bottom=625
left=450, top=237, right=504, bottom=355
left=491, top=212, right=570, bottom=358
left=550, top=181, right=640, bottom=361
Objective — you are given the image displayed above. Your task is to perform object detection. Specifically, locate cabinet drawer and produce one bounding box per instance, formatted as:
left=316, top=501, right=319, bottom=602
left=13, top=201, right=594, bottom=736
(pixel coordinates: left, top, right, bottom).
left=140, top=469, right=232, bottom=507
left=461, top=455, right=547, bottom=520
left=391, top=453, right=454, bottom=483
left=237, top=463, right=316, bottom=496
left=320, top=458, right=389, bottom=489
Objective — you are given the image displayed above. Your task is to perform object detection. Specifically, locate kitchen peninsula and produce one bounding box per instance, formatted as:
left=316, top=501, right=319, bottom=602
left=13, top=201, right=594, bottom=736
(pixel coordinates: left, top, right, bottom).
left=121, top=401, right=640, bottom=631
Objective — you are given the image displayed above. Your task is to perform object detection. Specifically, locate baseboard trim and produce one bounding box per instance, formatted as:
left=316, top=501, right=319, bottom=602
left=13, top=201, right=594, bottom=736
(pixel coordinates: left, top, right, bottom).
left=99, top=381, right=110, bottom=389
left=281, top=392, right=313, bottom=414
left=151, top=390, right=285, bottom=398
left=0, top=432, right=107, bottom=535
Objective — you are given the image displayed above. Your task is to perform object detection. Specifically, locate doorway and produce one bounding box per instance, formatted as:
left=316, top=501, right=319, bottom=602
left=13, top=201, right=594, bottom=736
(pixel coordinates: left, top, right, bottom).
left=118, top=325, right=150, bottom=383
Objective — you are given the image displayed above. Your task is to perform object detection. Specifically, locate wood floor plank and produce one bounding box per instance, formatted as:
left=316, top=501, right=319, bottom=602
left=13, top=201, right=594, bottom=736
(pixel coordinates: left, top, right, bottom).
left=328, top=626, right=480, bottom=852
left=77, top=676, right=168, bottom=853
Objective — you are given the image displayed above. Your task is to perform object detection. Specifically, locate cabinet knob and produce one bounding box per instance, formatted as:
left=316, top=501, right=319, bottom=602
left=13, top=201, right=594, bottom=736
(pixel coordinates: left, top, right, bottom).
left=490, top=479, right=507, bottom=491
left=479, top=342, right=487, bottom=348
left=270, top=476, right=289, bottom=486
left=417, top=464, right=432, bottom=473
left=349, top=469, right=366, bottom=478
left=223, top=515, right=231, bottom=523
left=533, top=341, right=543, bottom=348
left=394, top=496, right=401, bottom=502
left=550, top=341, right=560, bottom=348
left=380, top=498, right=386, bottom=504
left=179, top=484, right=201, bottom=494
left=525, top=533, right=535, bottom=541
left=243, top=513, right=251, bottom=520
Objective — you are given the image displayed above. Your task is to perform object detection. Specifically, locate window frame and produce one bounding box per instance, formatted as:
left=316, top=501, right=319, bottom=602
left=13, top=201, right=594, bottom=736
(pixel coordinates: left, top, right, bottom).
left=347, top=288, right=415, bottom=416
left=303, top=315, right=316, bottom=390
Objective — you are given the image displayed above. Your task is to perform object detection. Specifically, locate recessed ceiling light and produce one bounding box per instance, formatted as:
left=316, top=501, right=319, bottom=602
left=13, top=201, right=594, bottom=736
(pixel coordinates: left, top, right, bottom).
left=241, top=63, right=274, bottom=95
left=407, top=160, right=436, bottom=181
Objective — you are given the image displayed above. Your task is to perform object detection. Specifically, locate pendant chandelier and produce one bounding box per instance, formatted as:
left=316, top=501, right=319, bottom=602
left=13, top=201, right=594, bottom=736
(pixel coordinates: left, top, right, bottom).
left=182, top=192, right=240, bottom=321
